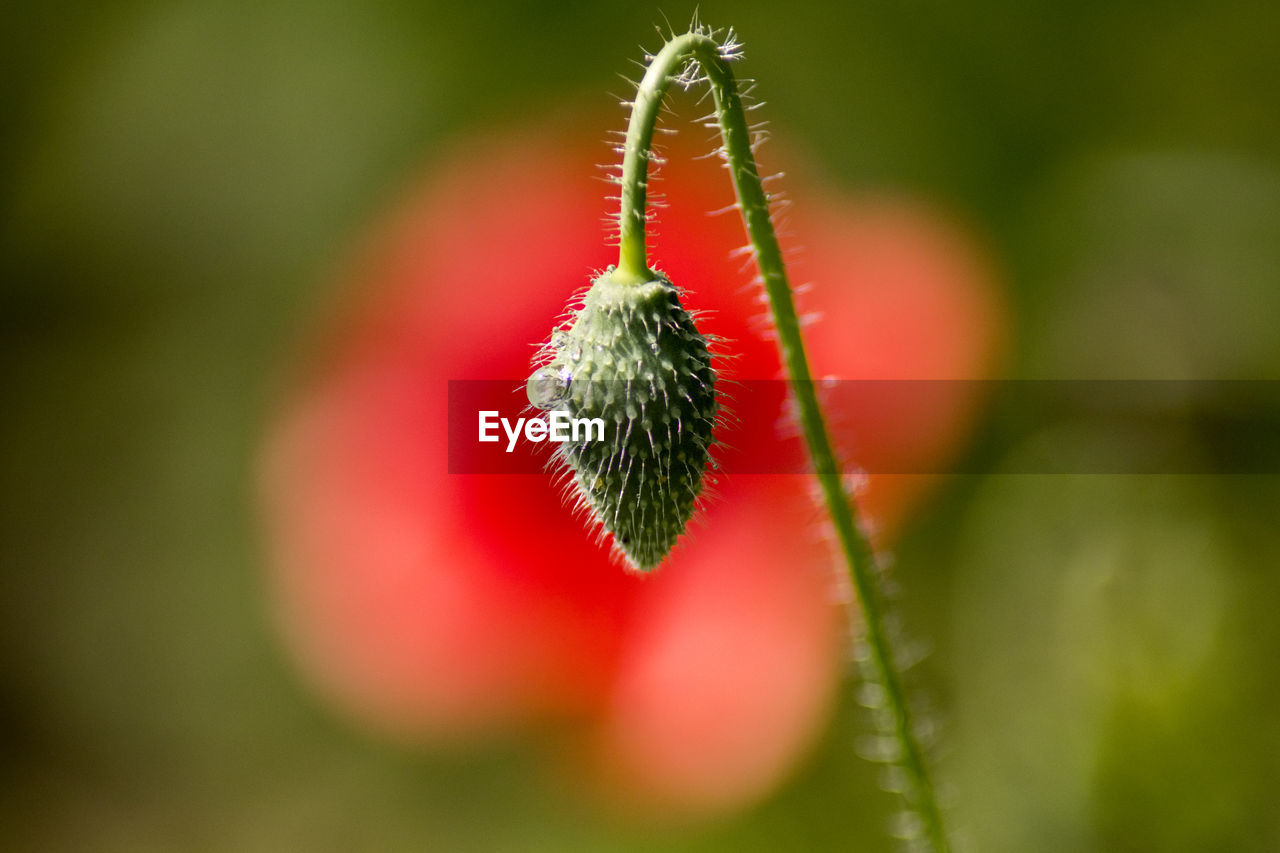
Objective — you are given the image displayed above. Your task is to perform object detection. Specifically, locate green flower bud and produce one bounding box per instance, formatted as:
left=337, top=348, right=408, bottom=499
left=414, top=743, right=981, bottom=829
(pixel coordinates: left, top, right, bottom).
left=528, top=268, right=716, bottom=571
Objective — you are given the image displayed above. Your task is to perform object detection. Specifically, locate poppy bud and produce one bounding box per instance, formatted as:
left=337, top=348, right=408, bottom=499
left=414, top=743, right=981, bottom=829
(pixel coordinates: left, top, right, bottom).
left=528, top=268, right=716, bottom=571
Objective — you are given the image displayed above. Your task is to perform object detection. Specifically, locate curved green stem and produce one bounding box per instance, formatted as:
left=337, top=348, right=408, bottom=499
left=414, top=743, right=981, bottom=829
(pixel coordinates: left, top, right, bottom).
left=616, top=30, right=950, bottom=851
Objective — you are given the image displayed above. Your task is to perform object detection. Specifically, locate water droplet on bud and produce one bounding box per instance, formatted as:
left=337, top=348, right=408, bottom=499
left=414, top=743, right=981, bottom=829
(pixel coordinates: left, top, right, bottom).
left=526, top=367, right=568, bottom=410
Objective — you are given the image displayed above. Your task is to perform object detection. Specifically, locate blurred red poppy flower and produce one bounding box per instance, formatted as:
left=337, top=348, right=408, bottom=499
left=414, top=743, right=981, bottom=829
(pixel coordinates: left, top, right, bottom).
left=258, top=113, right=1003, bottom=816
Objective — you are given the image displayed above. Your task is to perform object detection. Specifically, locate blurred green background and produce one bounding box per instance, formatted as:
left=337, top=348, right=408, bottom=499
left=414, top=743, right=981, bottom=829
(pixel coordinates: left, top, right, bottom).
left=4, top=1, right=1280, bottom=850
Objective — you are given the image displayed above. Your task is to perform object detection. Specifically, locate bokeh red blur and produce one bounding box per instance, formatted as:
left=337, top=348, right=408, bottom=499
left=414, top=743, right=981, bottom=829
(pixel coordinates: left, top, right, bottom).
left=258, top=115, right=1003, bottom=816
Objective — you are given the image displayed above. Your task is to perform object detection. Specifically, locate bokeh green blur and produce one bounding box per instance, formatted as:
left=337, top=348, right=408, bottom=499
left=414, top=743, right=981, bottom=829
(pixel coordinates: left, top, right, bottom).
left=4, top=1, right=1279, bottom=850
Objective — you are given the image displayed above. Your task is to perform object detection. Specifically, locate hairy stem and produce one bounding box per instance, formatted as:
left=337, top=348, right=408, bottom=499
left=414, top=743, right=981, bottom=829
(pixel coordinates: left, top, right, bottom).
left=616, top=30, right=949, bottom=851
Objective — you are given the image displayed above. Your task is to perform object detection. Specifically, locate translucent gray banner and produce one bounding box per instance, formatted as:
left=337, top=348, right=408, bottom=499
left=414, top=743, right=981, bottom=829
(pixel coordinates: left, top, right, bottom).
left=447, top=380, right=1280, bottom=474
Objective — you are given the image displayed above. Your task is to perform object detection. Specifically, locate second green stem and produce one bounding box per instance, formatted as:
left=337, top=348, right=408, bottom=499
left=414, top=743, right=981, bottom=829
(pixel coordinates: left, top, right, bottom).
left=615, top=30, right=949, bottom=852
